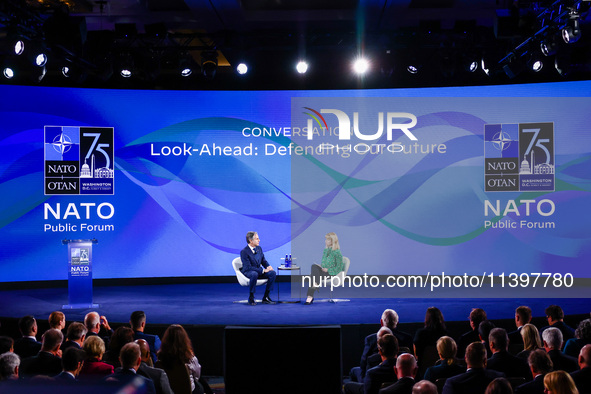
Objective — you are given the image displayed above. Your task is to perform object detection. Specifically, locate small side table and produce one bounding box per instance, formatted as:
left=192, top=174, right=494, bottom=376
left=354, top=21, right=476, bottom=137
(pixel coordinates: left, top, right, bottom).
left=277, top=264, right=301, bottom=303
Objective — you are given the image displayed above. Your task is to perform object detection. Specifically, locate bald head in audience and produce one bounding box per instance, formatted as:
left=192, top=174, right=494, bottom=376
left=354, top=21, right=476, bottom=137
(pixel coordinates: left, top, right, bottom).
left=412, top=380, right=437, bottom=394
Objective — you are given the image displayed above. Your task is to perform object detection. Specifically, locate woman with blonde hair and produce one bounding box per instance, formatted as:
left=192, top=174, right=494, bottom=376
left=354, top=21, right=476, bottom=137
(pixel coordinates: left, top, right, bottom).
left=517, top=323, right=543, bottom=360
left=423, top=336, right=466, bottom=382
left=543, top=370, right=579, bottom=394
left=79, top=335, right=114, bottom=380
left=304, top=232, right=344, bottom=305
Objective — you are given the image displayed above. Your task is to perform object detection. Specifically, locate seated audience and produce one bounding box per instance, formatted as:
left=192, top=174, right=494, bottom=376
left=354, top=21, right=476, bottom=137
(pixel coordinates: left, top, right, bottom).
left=0, top=336, right=14, bottom=354
left=485, top=377, right=513, bottom=394
left=516, top=324, right=543, bottom=361
left=543, top=370, right=579, bottom=394
left=540, top=305, right=576, bottom=345
left=509, top=306, right=532, bottom=346
left=79, top=335, right=114, bottom=380
left=487, top=328, right=531, bottom=381
left=131, top=310, right=162, bottom=363
left=103, top=342, right=156, bottom=394
left=54, top=347, right=86, bottom=381
left=48, top=311, right=66, bottom=332
left=103, top=326, right=135, bottom=368
left=570, top=344, right=591, bottom=394
left=414, top=307, right=449, bottom=375
left=364, top=334, right=399, bottom=394
left=379, top=353, right=418, bottom=394
left=412, top=380, right=438, bottom=394
left=479, top=320, right=496, bottom=358
left=136, top=339, right=173, bottom=394
left=564, top=319, right=591, bottom=358
left=457, top=308, right=487, bottom=357
left=20, top=328, right=63, bottom=378
left=0, top=351, right=20, bottom=380
left=84, top=312, right=113, bottom=344
left=423, top=336, right=466, bottom=383
left=13, top=315, right=41, bottom=359
left=514, top=349, right=553, bottom=394
left=543, top=327, right=579, bottom=373
left=61, top=322, right=87, bottom=351
left=442, top=342, right=505, bottom=394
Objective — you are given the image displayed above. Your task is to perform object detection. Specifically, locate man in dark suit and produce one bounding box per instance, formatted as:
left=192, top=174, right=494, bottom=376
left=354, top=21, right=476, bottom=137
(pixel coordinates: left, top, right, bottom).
left=487, top=328, right=532, bottom=381
left=104, top=342, right=156, bottom=394
left=542, top=327, right=579, bottom=373
left=515, top=349, right=553, bottom=394
left=61, top=322, right=87, bottom=351
left=13, top=315, right=42, bottom=359
left=130, top=311, right=161, bottom=362
left=54, top=347, right=86, bottom=381
left=379, top=353, right=418, bottom=394
left=365, top=334, right=399, bottom=394
left=240, top=231, right=276, bottom=306
left=540, top=305, right=576, bottom=344
left=508, top=306, right=532, bottom=346
left=442, top=342, right=505, bottom=394
left=570, top=344, right=591, bottom=393
left=84, top=311, right=114, bottom=345
left=0, top=352, right=20, bottom=380
left=20, top=328, right=63, bottom=378
left=457, top=308, right=487, bottom=357
left=136, top=339, right=173, bottom=394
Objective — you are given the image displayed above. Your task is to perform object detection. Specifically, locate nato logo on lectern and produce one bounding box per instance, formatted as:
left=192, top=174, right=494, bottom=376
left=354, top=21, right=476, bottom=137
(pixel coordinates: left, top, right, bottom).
left=484, top=122, right=554, bottom=192
left=44, top=126, right=114, bottom=195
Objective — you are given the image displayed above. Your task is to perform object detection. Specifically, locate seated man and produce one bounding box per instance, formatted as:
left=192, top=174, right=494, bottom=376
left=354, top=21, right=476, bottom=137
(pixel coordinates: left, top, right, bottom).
left=240, top=231, right=276, bottom=306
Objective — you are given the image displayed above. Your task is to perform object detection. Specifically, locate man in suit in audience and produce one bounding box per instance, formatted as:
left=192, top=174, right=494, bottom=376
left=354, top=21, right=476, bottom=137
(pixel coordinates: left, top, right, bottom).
left=570, top=344, right=591, bottom=393
left=136, top=339, right=173, bottom=394
left=61, top=322, right=87, bottom=351
left=104, top=342, right=156, bottom=394
left=540, top=305, right=576, bottom=344
left=130, top=311, right=162, bottom=363
left=0, top=351, right=20, bottom=380
left=13, top=315, right=42, bottom=359
left=515, top=349, right=553, bottom=394
left=379, top=353, right=418, bottom=394
left=0, top=336, right=14, bottom=354
left=478, top=320, right=496, bottom=358
left=542, top=327, right=579, bottom=373
left=54, top=347, right=86, bottom=381
left=364, top=334, right=399, bottom=394
left=508, top=306, right=532, bottom=346
left=84, top=311, right=114, bottom=344
left=20, top=328, right=63, bottom=378
left=240, top=231, right=276, bottom=306
left=487, top=328, right=532, bottom=381
left=442, top=342, right=505, bottom=394
left=457, top=308, right=487, bottom=357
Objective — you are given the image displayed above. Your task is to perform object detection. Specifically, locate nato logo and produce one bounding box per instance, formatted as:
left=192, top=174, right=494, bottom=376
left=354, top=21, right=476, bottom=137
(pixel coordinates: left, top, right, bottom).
left=484, top=122, right=554, bottom=192
left=44, top=126, right=114, bottom=195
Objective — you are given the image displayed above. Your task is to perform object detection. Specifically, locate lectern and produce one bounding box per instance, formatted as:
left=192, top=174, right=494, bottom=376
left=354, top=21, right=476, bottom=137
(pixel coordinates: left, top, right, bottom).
left=62, top=239, right=99, bottom=309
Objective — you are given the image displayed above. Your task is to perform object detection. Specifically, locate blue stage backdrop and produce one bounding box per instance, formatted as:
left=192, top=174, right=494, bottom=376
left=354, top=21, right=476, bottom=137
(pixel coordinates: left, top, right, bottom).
left=0, top=82, right=590, bottom=298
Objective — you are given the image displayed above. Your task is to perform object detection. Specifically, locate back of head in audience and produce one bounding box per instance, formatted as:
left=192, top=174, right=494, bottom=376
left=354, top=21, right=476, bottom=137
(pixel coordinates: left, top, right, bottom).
left=545, top=305, right=565, bottom=323
left=119, top=342, right=142, bottom=370
left=489, top=328, right=509, bottom=353
left=579, top=344, right=591, bottom=369
left=18, top=315, right=37, bottom=336
left=412, top=380, right=438, bottom=394
left=466, top=342, right=487, bottom=369
left=575, top=319, right=591, bottom=341
left=479, top=320, right=496, bottom=343
left=485, top=377, right=513, bottom=394
left=0, top=352, right=20, bottom=380
left=521, top=323, right=542, bottom=351
left=470, top=308, right=488, bottom=330
left=109, top=326, right=135, bottom=353
left=542, top=327, right=563, bottom=351
left=66, top=322, right=87, bottom=342
left=378, top=333, right=399, bottom=360
left=436, top=336, right=458, bottom=363
left=84, top=312, right=100, bottom=333
left=395, top=353, right=418, bottom=379
left=130, top=310, right=147, bottom=331
left=528, top=349, right=553, bottom=375
left=62, top=348, right=86, bottom=374
left=0, top=336, right=14, bottom=354
left=515, top=306, right=532, bottom=327
left=136, top=339, right=150, bottom=362
left=382, top=309, right=399, bottom=330
left=424, top=307, right=445, bottom=330
left=543, top=370, right=579, bottom=394
left=158, top=324, right=194, bottom=366
left=48, top=311, right=65, bottom=330
left=83, top=335, right=106, bottom=359
left=41, top=328, right=64, bottom=353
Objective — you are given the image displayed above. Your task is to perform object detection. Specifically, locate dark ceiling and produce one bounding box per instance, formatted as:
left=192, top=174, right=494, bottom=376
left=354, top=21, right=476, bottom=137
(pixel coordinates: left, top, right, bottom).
left=1, top=0, right=590, bottom=90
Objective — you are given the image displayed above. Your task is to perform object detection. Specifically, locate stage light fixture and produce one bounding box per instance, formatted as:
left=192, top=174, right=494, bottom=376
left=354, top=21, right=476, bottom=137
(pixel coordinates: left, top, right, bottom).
left=468, top=61, right=478, bottom=73
left=353, top=58, right=369, bottom=75
left=296, top=61, right=308, bottom=74
left=35, top=53, right=47, bottom=67
left=540, top=38, right=558, bottom=56
left=407, top=65, right=419, bottom=74
left=179, top=52, right=196, bottom=77
left=14, top=40, right=25, bottom=55
left=119, top=53, right=134, bottom=78
left=528, top=54, right=544, bottom=72
left=236, top=63, right=248, bottom=75
left=201, top=50, right=218, bottom=80
left=3, top=67, right=14, bottom=79
left=562, top=13, right=581, bottom=44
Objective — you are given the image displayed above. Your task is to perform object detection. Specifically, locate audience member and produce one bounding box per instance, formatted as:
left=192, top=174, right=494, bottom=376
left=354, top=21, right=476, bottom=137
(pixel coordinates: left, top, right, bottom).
left=103, top=326, right=135, bottom=368
left=458, top=308, right=487, bottom=357
left=13, top=315, right=41, bottom=359
left=0, top=351, right=20, bottom=380
left=136, top=339, right=173, bottom=394
left=479, top=320, right=496, bottom=358
left=442, top=342, right=505, bottom=394
left=540, top=305, right=576, bottom=345
left=79, top=335, right=114, bottom=380
left=0, top=336, right=14, bottom=354
left=156, top=324, right=203, bottom=394
left=423, top=336, right=466, bottom=383
left=364, top=334, right=400, bottom=394
left=366, top=327, right=395, bottom=373
left=543, top=370, right=579, bottom=394
left=487, top=328, right=531, bottom=381
left=564, top=319, right=591, bottom=359
left=514, top=349, right=553, bottom=394
left=509, top=306, right=532, bottom=346
left=84, top=311, right=113, bottom=343
left=48, top=311, right=66, bottom=331
left=19, top=328, right=63, bottom=378
left=543, top=327, right=579, bottom=373
left=516, top=324, right=543, bottom=361
left=61, top=322, right=87, bottom=351
left=379, top=353, right=418, bottom=394
left=103, top=342, right=156, bottom=394
left=414, top=307, right=449, bottom=374
left=131, top=310, right=162, bottom=363
left=485, top=377, right=513, bottom=394
left=54, top=347, right=85, bottom=381
left=570, top=344, right=591, bottom=394
left=412, top=380, right=438, bottom=394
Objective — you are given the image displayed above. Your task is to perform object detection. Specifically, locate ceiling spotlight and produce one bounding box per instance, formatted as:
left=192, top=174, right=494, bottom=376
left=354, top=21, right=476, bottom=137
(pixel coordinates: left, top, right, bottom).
left=296, top=61, right=308, bottom=74
left=353, top=58, right=369, bottom=74
left=540, top=38, right=557, bottom=56
left=201, top=50, right=218, bottom=80
left=179, top=52, right=196, bottom=77
left=407, top=65, right=419, bottom=74
left=528, top=54, right=544, bottom=72
left=3, top=67, right=15, bottom=79
left=14, top=40, right=25, bottom=56
left=119, top=53, right=134, bottom=78
left=562, top=12, right=581, bottom=44
left=35, top=53, right=48, bottom=67
left=468, top=61, right=478, bottom=73
left=62, top=66, right=70, bottom=77
left=237, top=63, right=248, bottom=75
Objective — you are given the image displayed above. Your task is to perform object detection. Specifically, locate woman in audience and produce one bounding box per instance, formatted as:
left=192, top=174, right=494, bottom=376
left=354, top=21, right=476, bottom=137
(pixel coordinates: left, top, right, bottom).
left=517, top=323, right=543, bottom=360
left=485, top=377, right=513, bottom=394
left=157, top=324, right=204, bottom=394
left=79, top=335, right=114, bottom=380
left=564, top=319, right=591, bottom=358
left=304, top=232, right=344, bottom=305
left=102, top=326, right=135, bottom=368
left=423, top=336, right=466, bottom=383
left=414, top=307, right=449, bottom=370
left=543, top=370, right=579, bottom=394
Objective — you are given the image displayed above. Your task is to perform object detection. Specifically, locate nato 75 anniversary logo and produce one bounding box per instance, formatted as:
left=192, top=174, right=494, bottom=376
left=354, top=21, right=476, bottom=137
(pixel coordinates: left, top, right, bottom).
left=44, top=126, right=114, bottom=195
left=484, top=122, right=554, bottom=192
